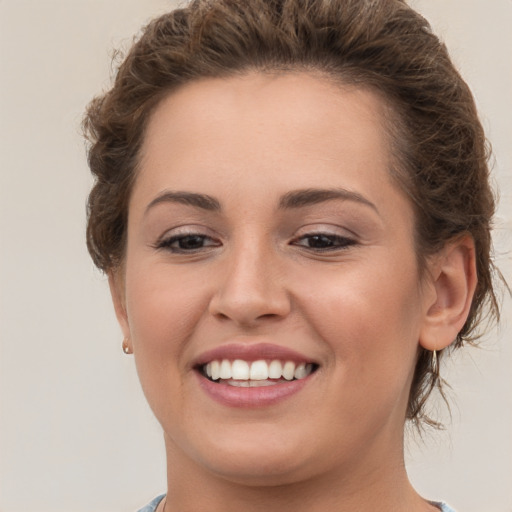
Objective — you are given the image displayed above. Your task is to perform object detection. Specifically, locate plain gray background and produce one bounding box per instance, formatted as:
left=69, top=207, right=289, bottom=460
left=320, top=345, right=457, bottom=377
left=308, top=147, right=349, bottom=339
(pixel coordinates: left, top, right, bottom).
left=1, top=1, right=511, bottom=511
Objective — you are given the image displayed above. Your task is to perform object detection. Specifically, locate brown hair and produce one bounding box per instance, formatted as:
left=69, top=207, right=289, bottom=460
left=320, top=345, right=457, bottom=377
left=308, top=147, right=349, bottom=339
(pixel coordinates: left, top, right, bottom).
left=83, top=0, right=500, bottom=425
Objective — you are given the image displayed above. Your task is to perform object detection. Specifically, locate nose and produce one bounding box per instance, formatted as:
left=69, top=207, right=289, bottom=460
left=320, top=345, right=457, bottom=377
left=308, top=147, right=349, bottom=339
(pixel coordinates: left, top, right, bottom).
left=208, top=240, right=291, bottom=327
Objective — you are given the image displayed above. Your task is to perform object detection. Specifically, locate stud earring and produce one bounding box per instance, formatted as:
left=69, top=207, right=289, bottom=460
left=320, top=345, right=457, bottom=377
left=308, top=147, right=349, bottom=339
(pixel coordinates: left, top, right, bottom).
left=122, top=339, right=132, bottom=355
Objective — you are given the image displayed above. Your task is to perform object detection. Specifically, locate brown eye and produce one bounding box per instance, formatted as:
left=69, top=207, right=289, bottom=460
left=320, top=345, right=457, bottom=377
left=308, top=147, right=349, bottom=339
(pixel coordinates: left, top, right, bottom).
left=294, top=233, right=356, bottom=251
left=157, top=234, right=220, bottom=252
left=175, top=235, right=207, bottom=250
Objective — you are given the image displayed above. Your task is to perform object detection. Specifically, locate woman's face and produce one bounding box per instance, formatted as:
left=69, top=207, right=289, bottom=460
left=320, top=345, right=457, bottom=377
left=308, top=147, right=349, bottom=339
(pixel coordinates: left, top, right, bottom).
left=112, top=72, right=434, bottom=485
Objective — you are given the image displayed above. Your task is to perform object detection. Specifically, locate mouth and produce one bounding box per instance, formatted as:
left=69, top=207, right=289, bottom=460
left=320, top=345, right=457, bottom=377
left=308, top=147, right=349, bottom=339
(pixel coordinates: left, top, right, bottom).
left=199, top=359, right=318, bottom=387
left=193, top=343, right=319, bottom=407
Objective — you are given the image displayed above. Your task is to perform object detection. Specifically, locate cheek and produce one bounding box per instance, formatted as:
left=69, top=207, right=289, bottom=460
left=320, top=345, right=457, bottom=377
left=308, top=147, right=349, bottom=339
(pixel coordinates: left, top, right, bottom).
left=125, top=262, right=207, bottom=342
left=295, top=254, right=422, bottom=378
left=123, top=264, right=211, bottom=384
left=122, top=264, right=215, bottom=427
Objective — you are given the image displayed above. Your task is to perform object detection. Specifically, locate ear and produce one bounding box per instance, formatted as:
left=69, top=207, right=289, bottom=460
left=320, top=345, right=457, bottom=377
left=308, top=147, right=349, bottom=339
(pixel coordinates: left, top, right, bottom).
left=108, top=271, right=132, bottom=349
left=419, top=235, right=478, bottom=351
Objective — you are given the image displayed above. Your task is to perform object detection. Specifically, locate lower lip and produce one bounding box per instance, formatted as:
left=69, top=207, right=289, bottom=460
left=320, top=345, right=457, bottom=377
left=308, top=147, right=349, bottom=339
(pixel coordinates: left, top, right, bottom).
left=196, top=372, right=313, bottom=408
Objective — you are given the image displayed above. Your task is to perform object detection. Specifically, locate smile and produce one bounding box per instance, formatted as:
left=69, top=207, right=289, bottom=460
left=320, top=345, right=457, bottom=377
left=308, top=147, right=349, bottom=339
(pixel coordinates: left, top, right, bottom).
left=194, top=343, right=319, bottom=407
left=202, top=359, right=316, bottom=387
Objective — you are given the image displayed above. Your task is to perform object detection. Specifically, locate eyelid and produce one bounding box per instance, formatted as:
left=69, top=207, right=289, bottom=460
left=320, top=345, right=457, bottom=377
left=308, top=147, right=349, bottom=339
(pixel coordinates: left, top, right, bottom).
left=152, top=224, right=222, bottom=250
left=292, top=223, right=359, bottom=240
left=155, top=224, right=214, bottom=242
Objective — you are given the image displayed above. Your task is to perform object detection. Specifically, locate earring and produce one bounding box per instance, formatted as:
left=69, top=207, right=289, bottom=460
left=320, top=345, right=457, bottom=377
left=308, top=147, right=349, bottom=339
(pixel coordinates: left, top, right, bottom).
left=431, top=349, right=438, bottom=375
left=122, top=339, right=132, bottom=355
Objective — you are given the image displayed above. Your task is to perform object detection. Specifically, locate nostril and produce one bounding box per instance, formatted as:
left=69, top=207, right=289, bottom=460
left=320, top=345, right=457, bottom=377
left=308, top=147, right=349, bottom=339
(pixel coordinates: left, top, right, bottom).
left=209, top=291, right=291, bottom=326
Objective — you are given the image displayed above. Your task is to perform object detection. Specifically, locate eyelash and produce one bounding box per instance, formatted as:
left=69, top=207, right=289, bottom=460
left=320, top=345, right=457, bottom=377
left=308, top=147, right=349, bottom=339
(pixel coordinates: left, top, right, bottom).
left=155, top=231, right=357, bottom=253
left=155, top=233, right=220, bottom=253
left=292, top=233, right=357, bottom=252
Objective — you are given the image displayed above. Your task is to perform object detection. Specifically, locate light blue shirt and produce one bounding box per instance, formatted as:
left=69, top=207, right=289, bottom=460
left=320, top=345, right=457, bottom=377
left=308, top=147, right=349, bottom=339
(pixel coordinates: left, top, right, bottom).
left=137, top=494, right=456, bottom=511
left=136, top=494, right=165, bottom=512
left=432, top=502, right=457, bottom=512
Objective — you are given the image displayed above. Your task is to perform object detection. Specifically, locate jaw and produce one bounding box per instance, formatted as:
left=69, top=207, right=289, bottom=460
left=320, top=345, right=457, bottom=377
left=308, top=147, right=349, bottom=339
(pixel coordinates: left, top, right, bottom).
left=161, top=417, right=416, bottom=512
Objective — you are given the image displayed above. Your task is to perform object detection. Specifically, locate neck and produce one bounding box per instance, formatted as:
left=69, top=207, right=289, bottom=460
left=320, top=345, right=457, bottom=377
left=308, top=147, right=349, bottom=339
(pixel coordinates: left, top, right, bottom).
left=161, top=433, right=434, bottom=512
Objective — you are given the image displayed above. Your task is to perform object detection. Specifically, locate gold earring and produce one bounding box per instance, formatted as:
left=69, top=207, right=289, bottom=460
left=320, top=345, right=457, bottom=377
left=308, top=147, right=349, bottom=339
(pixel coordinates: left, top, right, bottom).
left=122, top=339, right=132, bottom=355
left=431, top=349, right=438, bottom=375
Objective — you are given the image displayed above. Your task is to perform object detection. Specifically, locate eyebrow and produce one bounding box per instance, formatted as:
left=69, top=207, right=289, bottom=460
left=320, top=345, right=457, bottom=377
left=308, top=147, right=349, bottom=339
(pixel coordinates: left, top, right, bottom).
left=145, top=191, right=221, bottom=214
left=145, top=187, right=378, bottom=215
left=278, top=188, right=379, bottom=214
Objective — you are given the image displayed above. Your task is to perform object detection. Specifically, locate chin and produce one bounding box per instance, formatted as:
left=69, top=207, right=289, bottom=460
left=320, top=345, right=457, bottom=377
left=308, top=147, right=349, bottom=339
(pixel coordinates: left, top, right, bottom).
left=178, top=424, right=324, bottom=486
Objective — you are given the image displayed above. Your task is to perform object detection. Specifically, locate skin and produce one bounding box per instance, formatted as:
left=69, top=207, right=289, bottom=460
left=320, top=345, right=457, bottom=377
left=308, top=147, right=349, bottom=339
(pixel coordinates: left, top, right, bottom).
left=110, top=72, right=477, bottom=512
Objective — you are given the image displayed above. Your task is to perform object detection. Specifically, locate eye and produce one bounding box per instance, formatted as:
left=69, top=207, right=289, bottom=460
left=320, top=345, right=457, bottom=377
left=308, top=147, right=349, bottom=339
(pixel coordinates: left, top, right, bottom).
left=156, top=233, right=220, bottom=253
left=293, top=233, right=356, bottom=251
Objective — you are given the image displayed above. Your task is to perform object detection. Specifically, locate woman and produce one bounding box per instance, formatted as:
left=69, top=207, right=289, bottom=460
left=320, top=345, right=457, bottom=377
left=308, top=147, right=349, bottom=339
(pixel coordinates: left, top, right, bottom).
left=83, top=1, right=501, bottom=511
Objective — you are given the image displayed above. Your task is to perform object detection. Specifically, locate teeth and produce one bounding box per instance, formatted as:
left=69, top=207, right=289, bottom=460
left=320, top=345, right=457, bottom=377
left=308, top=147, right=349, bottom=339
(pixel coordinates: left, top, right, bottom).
left=249, top=360, right=269, bottom=380
left=211, top=360, right=220, bottom=380
left=219, top=360, right=231, bottom=379
left=294, top=363, right=307, bottom=379
left=203, top=359, right=314, bottom=382
left=231, top=359, right=250, bottom=380
left=282, top=361, right=295, bottom=380
left=223, top=379, right=278, bottom=387
left=268, top=360, right=283, bottom=378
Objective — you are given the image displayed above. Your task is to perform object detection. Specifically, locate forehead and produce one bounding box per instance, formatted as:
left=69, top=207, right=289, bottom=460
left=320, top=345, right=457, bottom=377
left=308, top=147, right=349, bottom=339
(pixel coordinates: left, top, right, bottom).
left=144, top=72, right=391, bottom=149
left=139, top=72, right=394, bottom=187
left=130, top=71, right=413, bottom=233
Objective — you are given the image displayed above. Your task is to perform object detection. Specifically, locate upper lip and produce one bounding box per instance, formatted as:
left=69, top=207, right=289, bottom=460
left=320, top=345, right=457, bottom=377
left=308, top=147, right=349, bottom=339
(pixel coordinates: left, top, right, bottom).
left=192, top=342, right=317, bottom=369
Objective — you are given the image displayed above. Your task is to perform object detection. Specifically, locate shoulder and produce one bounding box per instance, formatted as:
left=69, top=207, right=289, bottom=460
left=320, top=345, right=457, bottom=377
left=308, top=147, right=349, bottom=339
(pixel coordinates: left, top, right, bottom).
left=136, top=494, right=166, bottom=512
